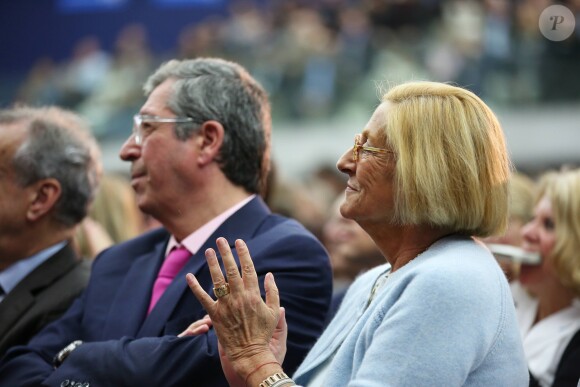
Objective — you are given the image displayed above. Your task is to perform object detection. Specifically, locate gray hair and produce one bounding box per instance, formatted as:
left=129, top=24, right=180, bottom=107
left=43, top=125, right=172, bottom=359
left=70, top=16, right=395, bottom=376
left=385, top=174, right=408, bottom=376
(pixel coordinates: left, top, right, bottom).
left=0, top=106, right=101, bottom=227
left=144, top=58, right=271, bottom=194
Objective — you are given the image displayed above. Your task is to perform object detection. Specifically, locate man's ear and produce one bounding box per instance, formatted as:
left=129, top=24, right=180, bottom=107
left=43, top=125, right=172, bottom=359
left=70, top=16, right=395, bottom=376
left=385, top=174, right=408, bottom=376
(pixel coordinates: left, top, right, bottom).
left=196, top=120, right=224, bottom=166
left=27, top=178, right=62, bottom=222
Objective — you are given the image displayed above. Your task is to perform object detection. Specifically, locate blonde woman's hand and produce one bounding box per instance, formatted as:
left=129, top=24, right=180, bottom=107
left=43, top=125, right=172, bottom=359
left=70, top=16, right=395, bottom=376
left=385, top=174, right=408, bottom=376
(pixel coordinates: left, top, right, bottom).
left=186, top=237, right=284, bottom=381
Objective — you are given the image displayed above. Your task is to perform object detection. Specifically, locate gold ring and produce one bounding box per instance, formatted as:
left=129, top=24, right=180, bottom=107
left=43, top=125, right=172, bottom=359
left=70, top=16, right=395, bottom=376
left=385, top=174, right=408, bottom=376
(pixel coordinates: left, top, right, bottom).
left=213, top=283, right=230, bottom=298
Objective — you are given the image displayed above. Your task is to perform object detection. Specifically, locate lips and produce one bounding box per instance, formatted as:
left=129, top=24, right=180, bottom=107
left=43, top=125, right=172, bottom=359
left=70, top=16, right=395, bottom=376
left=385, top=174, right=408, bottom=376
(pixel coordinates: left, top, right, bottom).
left=346, top=181, right=359, bottom=192
left=131, top=171, right=145, bottom=180
left=130, top=167, right=146, bottom=187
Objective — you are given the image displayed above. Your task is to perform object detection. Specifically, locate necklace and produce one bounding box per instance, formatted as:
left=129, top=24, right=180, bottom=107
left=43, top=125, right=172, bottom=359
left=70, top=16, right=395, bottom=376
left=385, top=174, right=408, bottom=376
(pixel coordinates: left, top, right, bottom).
left=364, top=246, right=432, bottom=309
left=365, top=267, right=392, bottom=310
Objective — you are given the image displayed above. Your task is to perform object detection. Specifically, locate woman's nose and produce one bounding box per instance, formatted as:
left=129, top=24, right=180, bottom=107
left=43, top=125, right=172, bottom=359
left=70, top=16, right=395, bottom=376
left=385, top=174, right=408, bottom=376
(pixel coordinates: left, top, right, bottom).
left=337, top=147, right=355, bottom=175
left=520, top=220, right=537, bottom=245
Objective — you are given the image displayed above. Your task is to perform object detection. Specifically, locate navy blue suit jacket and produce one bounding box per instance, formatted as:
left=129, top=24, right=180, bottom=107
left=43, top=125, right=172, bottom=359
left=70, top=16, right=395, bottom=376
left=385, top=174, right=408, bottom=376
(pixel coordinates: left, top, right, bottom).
left=0, top=197, right=332, bottom=386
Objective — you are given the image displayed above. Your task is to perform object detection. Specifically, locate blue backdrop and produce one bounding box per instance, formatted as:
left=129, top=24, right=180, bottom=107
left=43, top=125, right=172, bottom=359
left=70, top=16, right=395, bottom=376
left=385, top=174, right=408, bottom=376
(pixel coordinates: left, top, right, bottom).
left=0, top=0, right=229, bottom=72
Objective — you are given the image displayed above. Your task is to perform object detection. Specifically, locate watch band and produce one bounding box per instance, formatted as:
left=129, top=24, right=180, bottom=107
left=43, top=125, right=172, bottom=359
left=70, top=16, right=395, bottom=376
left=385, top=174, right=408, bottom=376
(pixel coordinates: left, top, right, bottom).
left=53, top=340, right=83, bottom=368
left=259, top=372, right=295, bottom=387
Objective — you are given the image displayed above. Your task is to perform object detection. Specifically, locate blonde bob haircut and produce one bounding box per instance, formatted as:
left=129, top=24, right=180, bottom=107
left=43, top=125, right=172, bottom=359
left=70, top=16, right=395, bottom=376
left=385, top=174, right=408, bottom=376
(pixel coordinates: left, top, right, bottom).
left=536, top=169, right=580, bottom=295
left=380, top=81, right=510, bottom=237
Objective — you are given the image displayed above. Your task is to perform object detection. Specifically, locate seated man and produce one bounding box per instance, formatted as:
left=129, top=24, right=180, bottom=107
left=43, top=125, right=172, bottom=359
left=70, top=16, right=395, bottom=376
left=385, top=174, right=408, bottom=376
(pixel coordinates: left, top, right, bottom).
left=0, top=58, right=332, bottom=386
left=0, top=106, right=100, bottom=357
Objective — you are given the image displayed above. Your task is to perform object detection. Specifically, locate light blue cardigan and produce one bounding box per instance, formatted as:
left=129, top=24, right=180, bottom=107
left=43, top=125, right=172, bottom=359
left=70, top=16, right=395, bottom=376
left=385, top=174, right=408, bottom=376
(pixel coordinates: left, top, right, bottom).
left=293, top=235, right=529, bottom=386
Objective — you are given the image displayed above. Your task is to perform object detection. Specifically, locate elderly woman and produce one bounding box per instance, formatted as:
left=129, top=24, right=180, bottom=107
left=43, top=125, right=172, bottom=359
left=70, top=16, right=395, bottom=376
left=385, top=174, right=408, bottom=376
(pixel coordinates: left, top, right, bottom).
left=185, top=81, right=529, bottom=386
left=514, top=169, right=580, bottom=387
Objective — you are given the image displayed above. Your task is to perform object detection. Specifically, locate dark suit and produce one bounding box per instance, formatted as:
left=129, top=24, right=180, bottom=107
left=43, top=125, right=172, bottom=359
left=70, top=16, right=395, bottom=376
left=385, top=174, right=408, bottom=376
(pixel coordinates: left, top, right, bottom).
left=529, top=328, right=580, bottom=387
left=0, top=197, right=332, bottom=386
left=551, top=328, right=580, bottom=387
left=0, top=243, right=90, bottom=358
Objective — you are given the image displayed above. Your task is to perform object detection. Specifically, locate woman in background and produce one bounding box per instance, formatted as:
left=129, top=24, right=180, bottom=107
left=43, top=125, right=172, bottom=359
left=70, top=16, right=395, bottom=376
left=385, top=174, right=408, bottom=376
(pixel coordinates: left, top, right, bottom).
left=485, top=172, right=536, bottom=282
left=515, top=168, right=580, bottom=387
left=74, top=173, right=145, bottom=258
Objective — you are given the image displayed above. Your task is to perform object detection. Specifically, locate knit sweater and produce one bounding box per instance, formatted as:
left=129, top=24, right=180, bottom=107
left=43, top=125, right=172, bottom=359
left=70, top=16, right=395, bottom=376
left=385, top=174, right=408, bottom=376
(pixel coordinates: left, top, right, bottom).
left=293, top=235, right=529, bottom=386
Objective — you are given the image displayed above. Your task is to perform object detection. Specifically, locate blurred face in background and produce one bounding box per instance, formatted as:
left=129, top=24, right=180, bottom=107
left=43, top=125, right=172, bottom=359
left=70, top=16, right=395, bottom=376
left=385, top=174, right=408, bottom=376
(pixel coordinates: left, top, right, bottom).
left=519, top=196, right=558, bottom=295
left=485, top=217, right=527, bottom=247
left=484, top=217, right=527, bottom=281
left=483, top=172, right=536, bottom=281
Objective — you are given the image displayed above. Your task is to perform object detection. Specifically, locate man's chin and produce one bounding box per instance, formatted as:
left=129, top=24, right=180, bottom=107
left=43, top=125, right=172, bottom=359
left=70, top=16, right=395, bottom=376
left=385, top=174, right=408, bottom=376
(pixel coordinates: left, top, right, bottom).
left=136, top=195, right=152, bottom=214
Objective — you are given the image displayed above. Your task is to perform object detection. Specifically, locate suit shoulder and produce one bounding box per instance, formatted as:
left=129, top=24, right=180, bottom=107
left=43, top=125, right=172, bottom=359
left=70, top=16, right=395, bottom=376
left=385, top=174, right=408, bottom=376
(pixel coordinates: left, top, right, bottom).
left=94, top=227, right=169, bottom=260
left=258, top=214, right=315, bottom=237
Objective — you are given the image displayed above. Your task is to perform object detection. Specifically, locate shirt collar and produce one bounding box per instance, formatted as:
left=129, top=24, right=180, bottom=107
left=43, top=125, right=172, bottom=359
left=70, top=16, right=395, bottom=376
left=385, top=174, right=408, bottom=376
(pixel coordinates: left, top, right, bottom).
left=166, top=194, right=255, bottom=256
left=0, top=241, right=67, bottom=297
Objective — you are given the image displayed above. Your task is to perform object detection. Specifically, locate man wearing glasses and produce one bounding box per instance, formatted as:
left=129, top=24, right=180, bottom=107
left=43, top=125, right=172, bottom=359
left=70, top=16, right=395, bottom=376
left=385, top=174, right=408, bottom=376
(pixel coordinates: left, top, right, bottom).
left=0, top=58, right=332, bottom=386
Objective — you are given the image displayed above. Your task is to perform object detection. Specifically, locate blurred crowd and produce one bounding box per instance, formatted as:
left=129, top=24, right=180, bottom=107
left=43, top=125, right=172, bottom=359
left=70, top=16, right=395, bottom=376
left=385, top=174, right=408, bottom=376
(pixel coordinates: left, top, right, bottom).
left=11, top=0, right=580, bottom=142
left=2, top=36, right=580, bottom=381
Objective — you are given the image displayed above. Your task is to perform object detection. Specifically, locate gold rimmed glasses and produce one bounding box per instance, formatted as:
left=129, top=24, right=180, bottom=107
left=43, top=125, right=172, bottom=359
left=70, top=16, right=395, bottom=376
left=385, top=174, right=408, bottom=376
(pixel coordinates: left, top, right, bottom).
left=352, top=133, right=392, bottom=162
left=132, top=114, right=194, bottom=145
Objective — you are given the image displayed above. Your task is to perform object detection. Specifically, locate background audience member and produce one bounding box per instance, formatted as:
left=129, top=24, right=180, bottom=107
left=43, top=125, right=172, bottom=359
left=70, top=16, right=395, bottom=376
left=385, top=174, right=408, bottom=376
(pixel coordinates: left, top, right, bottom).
left=514, top=168, right=580, bottom=387
left=0, top=58, right=332, bottom=386
left=186, top=81, right=528, bottom=386
left=78, top=23, right=154, bottom=139
left=74, top=173, right=145, bottom=259
left=485, top=171, right=536, bottom=281
left=0, top=106, right=100, bottom=357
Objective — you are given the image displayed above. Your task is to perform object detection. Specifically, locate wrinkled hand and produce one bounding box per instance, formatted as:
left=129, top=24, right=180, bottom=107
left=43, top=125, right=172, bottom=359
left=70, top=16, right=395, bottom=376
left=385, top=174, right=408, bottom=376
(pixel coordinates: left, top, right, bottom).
left=178, top=309, right=287, bottom=363
left=179, top=308, right=288, bottom=387
left=186, top=237, right=284, bottom=381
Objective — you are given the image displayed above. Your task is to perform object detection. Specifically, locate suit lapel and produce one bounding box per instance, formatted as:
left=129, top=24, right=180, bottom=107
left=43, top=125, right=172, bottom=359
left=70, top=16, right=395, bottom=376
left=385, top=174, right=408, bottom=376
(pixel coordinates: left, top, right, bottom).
left=0, top=244, right=77, bottom=337
left=101, top=239, right=168, bottom=339
left=0, top=291, right=35, bottom=340
left=137, top=197, right=271, bottom=337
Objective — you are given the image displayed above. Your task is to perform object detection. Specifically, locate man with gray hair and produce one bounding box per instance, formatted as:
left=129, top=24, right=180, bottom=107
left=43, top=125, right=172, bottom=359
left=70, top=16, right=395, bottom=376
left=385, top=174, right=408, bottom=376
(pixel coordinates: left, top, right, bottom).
left=0, top=58, right=332, bottom=386
left=0, top=106, right=100, bottom=357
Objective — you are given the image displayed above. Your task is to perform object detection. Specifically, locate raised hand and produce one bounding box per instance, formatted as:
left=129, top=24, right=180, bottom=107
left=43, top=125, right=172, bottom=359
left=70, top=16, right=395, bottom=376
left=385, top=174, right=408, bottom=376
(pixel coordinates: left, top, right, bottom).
left=186, top=237, right=284, bottom=383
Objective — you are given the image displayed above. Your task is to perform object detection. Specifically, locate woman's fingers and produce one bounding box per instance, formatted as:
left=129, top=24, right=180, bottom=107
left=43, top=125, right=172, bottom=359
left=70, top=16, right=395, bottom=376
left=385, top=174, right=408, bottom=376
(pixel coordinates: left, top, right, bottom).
left=234, top=239, right=260, bottom=293
left=205, top=247, right=228, bottom=289
left=186, top=273, right=215, bottom=312
left=192, top=238, right=272, bottom=313
left=264, top=272, right=280, bottom=313
left=270, top=307, right=288, bottom=364
left=215, top=237, right=243, bottom=292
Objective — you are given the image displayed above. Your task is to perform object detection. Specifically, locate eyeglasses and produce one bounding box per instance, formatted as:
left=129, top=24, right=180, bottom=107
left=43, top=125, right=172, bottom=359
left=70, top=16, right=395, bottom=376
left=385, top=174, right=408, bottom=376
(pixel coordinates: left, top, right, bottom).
left=132, top=114, right=194, bottom=145
left=352, top=133, right=392, bottom=162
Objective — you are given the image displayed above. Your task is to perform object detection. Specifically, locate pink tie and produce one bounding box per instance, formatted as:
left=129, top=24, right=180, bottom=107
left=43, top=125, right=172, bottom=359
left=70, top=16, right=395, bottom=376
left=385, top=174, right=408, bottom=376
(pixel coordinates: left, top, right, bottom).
left=147, top=246, right=191, bottom=314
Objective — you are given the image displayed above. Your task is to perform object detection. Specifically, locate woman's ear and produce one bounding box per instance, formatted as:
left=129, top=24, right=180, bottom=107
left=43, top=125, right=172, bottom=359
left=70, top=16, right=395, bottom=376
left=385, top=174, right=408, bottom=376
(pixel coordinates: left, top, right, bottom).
left=27, top=178, right=62, bottom=222
left=197, top=120, right=225, bottom=166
